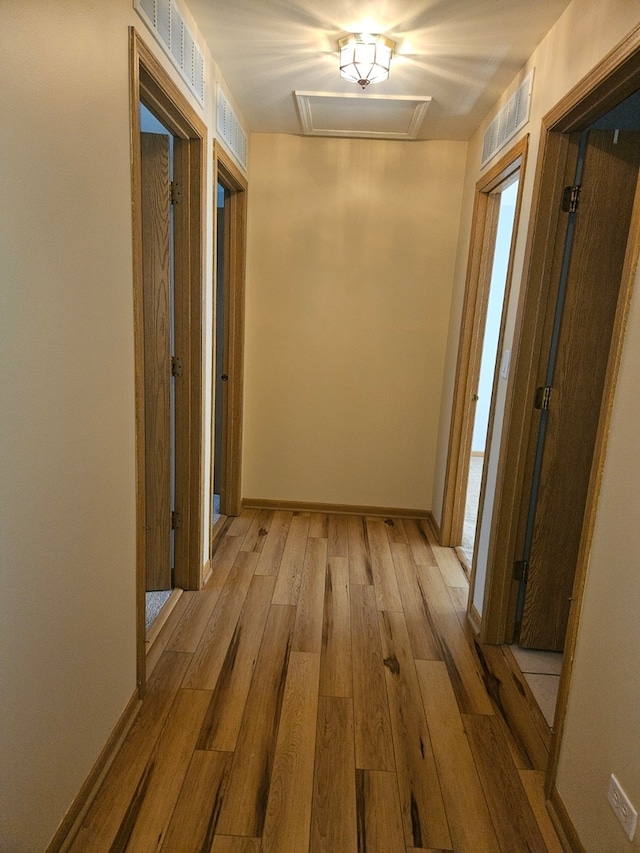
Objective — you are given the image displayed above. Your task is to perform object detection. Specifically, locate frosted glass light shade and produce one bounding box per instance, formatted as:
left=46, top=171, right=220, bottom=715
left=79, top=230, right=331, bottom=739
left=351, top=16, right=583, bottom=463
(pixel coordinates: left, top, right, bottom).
left=339, top=33, right=395, bottom=89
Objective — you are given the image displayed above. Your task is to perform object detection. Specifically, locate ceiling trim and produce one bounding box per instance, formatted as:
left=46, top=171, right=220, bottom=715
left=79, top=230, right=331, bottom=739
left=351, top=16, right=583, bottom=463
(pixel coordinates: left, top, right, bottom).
left=294, top=91, right=432, bottom=140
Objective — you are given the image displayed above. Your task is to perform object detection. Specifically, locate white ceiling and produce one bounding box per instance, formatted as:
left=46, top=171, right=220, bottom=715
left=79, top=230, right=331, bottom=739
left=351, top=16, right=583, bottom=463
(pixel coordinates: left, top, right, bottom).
left=187, top=0, right=572, bottom=140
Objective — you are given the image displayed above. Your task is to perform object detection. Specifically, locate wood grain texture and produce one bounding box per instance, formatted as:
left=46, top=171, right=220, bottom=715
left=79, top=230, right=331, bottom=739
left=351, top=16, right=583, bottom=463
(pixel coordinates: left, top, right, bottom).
left=255, top=510, right=294, bottom=576
left=378, top=610, right=450, bottom=850
left=70, top=512, right=563, bottom=852
left=355, top=770, right=405, bottom=853
left=347, top=515, right=373, bottom=585
left=292, top=536, right=328, bottom=653
left=112, top=688, right=211, bottom=851
left=319, top=556, right=352, bottom=697
left=160, top=750, right=231, bottom=851
left=464, top=713, right=548, bottom=853
left=197, top=575, right=276, bottom=751
left=182, top=551, right=259, bottom=690
left=416, top=660, right=498, bottom=853
left=366, top=517, right=403, bottom=612
left=262, top=651, right=320, bottom=853
left=216, top=604, right=296, bottom=837
left=310, top=697, right=357, bottom=853
left=391, top=542, right=441, bottom=661
left=350, top=583, right=395, bottom=771
left=272, top=512, right=312, bottom=605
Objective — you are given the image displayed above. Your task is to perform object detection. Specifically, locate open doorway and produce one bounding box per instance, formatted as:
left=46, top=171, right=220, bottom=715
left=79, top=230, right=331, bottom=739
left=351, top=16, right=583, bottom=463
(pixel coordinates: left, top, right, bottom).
left=130, top=30, right=207, bottom=691
left=210, top=142, right=247, bottom=553
left=460, top=178, right=519, bottom=567
left=139, top=103, right=176, bottom=634
left=473, top=39, right=640, bottom=816
left=440, top=138, right=527, bottom=583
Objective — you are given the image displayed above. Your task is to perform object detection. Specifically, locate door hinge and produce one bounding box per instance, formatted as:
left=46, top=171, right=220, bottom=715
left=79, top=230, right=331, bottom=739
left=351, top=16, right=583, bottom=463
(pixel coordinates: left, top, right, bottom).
left=171, top=511, right=183, bottom=530
left=561, top=184, right=581, bottom=213
left=534, top=385, right=552, bottom=411
left=513, top=560, right=529, bottom=583
left=171, top=356, right=183, bottom=377
left=170, top=181, right=182, bottom=205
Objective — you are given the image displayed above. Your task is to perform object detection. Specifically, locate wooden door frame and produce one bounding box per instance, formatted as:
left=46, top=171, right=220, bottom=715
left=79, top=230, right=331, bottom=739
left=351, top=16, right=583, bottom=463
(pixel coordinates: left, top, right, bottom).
left=440, top=137, right=528, bottom=549
left=130, top=29, right=207, bottom=692
left=472, top=22, right=640, bottom=822
left=210, top=140, right=247, bottom=538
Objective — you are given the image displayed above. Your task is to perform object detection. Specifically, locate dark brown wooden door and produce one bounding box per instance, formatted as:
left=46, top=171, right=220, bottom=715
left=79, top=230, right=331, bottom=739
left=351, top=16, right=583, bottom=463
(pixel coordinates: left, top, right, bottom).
left=519, top=130, right=640, bottom=649
left=141, top=132, right=172, bottom=591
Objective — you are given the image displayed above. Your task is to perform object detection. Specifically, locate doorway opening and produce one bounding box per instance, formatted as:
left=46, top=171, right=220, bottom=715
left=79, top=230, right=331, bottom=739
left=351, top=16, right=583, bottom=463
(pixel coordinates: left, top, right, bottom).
left=461, top=178, right=519, bottom=568
left=130, top=30, right=207, bottom=691
left=440, top=137, right=528, bottom=589
left=210, top=142, right=248, bottom=555
left=472, top=31, right=640, bottom=817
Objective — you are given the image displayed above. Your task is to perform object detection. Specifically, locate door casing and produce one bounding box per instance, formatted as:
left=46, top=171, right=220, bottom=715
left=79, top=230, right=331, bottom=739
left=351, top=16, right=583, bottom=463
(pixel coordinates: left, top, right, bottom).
left=210, top=141, right=247, bottom=538
left=440, top=137, right=528, bottom=552
left=130, top=29, right=206, bottom=691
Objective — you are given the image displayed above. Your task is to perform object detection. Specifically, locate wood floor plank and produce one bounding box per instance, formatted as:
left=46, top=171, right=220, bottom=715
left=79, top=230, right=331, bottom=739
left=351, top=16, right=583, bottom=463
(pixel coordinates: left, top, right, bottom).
left=391, top=542, right=441, bottom=661
left=366, top=517, right=403, bottom=612
left=519, top=769, right=566, bottom=853
left=197, top=575, right=276, bottom=752
left=160, top=750, right=232, bottom=851
left=272, top=512, right=311, bottom=604
left=210, top=839, right=261, bottom=852
left=403, top=518, right=439, bottom=567
left=350, top=583, right=395, bottom=771
left=255, top=510, right=294, bottom=576
left=262, top=651, right=321, bottom=853
left=472, top=641, right=549, bottom=770
left=72, top=510, right=564, bottom=853
left=355, top=769, right=405, bottom=853
left=346, top=515, right=373, bottom=585
left=216, top=604, right=296, bottom=838
left=310, top=696, right=357, bottom=853
left=227, top=509, right=257, bottom=538
left=293, top=536, right=328, bottom=653
left=378, top=610, right=451, bottom=850
left=145, top=592, right=194, bottom=678
left=166, top=588, right=224, bottom=654
left=464, top=713, right=549, bottom=853
left=319, top=556, right=352, bottom=697
left=327, top=513, right=349, bottom=557
left=416, top=562, right=493, bottom=715
left=416, top=659, right=499, bottom=853
left=182, top=551, right=259, bottom=690
left=382, top=516, right=408, bottom=544
left=68, top=652, right=192, bottom=852
left=427, top=529, right=469, bottom=588
left=112, top=688, right=212, bottom=851
left=239, top=508, right=274, bottom=554
left=309, top=512, right=329, bottom=538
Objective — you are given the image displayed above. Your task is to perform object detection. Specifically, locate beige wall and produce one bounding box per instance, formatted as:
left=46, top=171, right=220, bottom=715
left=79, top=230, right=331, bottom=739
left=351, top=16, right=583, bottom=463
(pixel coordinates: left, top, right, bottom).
left=431, top=0, right=640, bottom=847
left=244, top=133, right=467, bottom=511
left=0, top=1, right=244, bottom=848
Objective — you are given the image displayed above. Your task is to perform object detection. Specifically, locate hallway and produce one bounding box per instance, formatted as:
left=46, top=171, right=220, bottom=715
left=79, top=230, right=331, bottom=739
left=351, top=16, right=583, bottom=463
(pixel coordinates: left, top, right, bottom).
left=71, top=510, right=563, bottom=852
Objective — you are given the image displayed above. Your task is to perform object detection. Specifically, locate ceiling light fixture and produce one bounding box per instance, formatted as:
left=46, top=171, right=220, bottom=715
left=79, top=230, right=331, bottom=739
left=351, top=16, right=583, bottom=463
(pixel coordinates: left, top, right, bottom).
left=338, top=33, right=395, bottom=90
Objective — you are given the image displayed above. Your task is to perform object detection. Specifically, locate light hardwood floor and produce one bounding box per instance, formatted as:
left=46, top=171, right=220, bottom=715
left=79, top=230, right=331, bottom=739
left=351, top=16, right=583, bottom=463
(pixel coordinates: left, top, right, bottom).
left=70, top=510, right=564, bottom=852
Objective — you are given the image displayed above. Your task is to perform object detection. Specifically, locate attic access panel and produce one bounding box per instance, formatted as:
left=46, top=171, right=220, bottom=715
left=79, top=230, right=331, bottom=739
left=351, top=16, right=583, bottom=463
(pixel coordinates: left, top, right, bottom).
left=295, top=91, right=432, bottom=140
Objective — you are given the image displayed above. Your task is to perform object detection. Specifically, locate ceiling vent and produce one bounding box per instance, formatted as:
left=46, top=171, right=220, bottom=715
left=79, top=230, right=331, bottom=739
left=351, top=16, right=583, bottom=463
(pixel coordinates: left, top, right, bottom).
left=217, top=86, right=249, bottom=172
left=481, top=69, right=534, bottom=167
left=294, top=92, right=432, bottom=140
left=135, top=0, right=205, bottom=106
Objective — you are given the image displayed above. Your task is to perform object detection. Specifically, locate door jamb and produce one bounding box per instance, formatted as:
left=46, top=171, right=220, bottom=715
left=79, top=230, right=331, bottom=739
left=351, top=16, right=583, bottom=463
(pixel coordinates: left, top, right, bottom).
left=440, top=136, right=528, bottom=549
left=130, top=29, right=207, bottom=692
left=210, top=141, right=247, bottom=537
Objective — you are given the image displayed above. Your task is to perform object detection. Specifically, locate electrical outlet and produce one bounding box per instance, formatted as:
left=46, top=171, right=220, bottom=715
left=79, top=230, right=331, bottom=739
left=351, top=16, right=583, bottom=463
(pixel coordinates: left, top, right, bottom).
left=608, top=774, right=638, bottom=841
